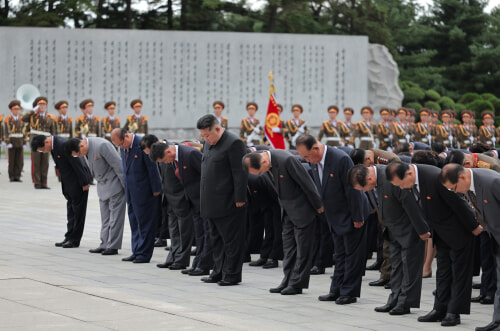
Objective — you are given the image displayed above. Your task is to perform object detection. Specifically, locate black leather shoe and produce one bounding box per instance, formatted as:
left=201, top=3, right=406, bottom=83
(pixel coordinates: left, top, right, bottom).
left=62, top=241, right=79, bottom=248
left=472, top=295, right=485, bottom=303
left=55, top=240, right=68, bottom=247
left=270, top=286, right=286, bottom=294
left=262, top=259, right=278, bottom=269
left=418, top=309, right=446, bottom=322
left=318, top=293, right=339, bottom=301
left=310, top=266, right=325, bottom=275
left=154, top=238, right=167, bottom=247
left=89, top=248, right=105, bottom=253
left=189, top=268, right=210, bottom=276
left=133, top=258, right=149, bottom=263
left=473, top=283, right=482, bottom=289
left=476, top=321, right=500, bottom=331
left=366, top=260, right=382, bottom=271
left=374, top=304, right=394, bottom=313
left=280, top=286, right=302, bottom=295
left=481, top=296, right=494, bottom=305
left=101, top=249, right=118, bottom=255
left=217, top=280, right=239, bottom=286
left=201, top=277, right=220, bottom=283
left=168, top=264, right=186, bottom=270
left=122, top=255, right=135, bottom=262
left=156, top=262, right=173, bottom=268
left=369, top=278, right=389, bottom=287
left=336, top=296, right=356, bottom=305
left=389, top=307, right=411, bottom=315
left=182, top=268, right=195, bottom=274
left=249, top=258, right=267, bottom=267
left=191, top=247, right=197, bottom=256
left=384, top=283, right=391, bottom=289
left=165, top=246, right=170, bottom=251
left=441, top=313, right=460, bottom=326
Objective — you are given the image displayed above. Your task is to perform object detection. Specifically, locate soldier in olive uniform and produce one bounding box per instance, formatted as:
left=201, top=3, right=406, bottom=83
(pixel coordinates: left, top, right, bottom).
left=22, top=96, right=56, bottom=189
left=413, top=108, right=432, bottom=145
left=123, top=99, right=148, bottom=137
left=377, top=108, right=393, bottom=151
left=54, top=101, right=73, bottom=139
left=101, top=101, right=121, bottom=143
left=240, top=102, right=263, bottom=147
left=75, top=99, right=100, bottom=138
left=4, top=100, right=26, bottom=182
left=283, top=104, right=310, bottom=150
left=391, top=108, right=410, bottom=147
left=356, top=106, right=377, bottom=150
left=430, top=110, right=439, bottom=142
left=350, top=148, right=401, bottom=167
left=478, top=110, right=497, bottom=147
left=455, top=110, right=476, bottom=150
left=343, top=107, right=356, bottom=147
left=213, top=101, right=228, bottom=129
left=318, top=105, right=350, bottom=147
left=407, top=108, right=417, bottom=141
left=433, top=110, right=454, bottom=148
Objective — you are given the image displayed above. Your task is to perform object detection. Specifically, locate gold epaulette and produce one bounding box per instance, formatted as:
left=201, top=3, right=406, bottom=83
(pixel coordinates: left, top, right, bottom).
left=378, top=123, right=389, bottom=135
left=142, top=116, right=148, bottom=121
left=358, top=121, right=369, bottom=134
left=477, top=160, right=491, bottom=169
left=322, top=121, right=334, bottom=134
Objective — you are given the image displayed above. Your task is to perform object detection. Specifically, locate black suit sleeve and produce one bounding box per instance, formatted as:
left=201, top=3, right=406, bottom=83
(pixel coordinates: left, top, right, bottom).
left=285, top=157, right=322, bottom=210
left=227, top=138, right=248, bottom=203
left=438, top=183, right=479, bottom=232
left=398, top=188, right=429, bottom=236
left=70, top=156, right=92, bottom=187
left=340, top=155, right=368, bottom=222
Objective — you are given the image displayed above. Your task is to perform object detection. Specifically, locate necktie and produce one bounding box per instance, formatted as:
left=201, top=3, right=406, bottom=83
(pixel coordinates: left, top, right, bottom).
left=125, top=149, right=130, bottom=161
left=466, top=190, right=482, bottom=225
left=174, top=160, right=181, bottom=180
left=317, top=163, right=323, bottom=185
left=411, top=184, right=421, bottom=205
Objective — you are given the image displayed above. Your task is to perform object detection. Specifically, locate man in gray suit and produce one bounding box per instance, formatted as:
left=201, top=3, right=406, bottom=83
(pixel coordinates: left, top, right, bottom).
left=65, top=137, right=126, bottom=255
left=349, top=164, right=430, bottom=315
left=244, top=149, right=323, bottom=295
left=440, top=164, right=500, bottom=331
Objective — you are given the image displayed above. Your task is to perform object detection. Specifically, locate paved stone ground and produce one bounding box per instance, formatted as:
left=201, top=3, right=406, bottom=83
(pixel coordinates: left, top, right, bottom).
left=0, top=156, right=493, bottom=330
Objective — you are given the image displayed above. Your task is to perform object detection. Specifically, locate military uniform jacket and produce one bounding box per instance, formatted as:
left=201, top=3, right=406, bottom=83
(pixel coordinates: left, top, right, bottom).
left=219, top=117, right=228, bottom=129
left=3, top=115, right=26, bottom=148
left=239, top=117, right=262, bottom=145
left=318, top=120, right=349, bottom=147
left=377, top=121, right=392, bottom=150
left=21, top=111, right=56, bottom=138
left=101, top=117, right=121, bottom=140
left=479, top=125, right=497, bottom=146
left=343, top=121, right=356, bottom=146
left=124, top=115, right=148, bottom=136
left=356, top=121, right=377, bottom=149
left=433, top=124, right=453, bottom=147
left=471, top=153, right=500, bottom=172
left=413, top=122, right=431, bottom=144
left=371, top=148, right=401, bottom=165
left=284, top=119, right=310, bottom=146
left=391, top=121, right=410, bottom=146
left=56, top=116, right=73, bottom=139
left=454, top=124, right=476, bottom=149
left=75, top=115, right=100, bottom=138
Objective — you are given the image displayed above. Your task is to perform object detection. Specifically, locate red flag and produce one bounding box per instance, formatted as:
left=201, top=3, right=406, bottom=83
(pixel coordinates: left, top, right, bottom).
left=264, top=76, right=286, bottom=149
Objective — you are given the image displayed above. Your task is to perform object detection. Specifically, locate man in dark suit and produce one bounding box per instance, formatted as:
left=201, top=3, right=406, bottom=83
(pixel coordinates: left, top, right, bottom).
left=244, top=149, right=323, bottom=294
left=110, top=128, right=161, bottom=263
left=296, top=135, right=370, bottom=305
left=440, top=164, right=500, bottom=331
left=150, top=141, right=213, bottom=276
left=387, top=161, right=482, bottom=326
left=31, top=135, right=92, bottom=248
left=349, top=164, right=430, bottom=315
left=197, top=115, right=248, bottom=286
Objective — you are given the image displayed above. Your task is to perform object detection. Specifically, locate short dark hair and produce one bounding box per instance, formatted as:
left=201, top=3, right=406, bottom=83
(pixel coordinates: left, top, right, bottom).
left=117, top=128, right=127, bottom=141
left=150, top=142, right=168, bottom=162
left=30, top=135, right=47, bottom=152
left=242, top=152, right=263, bottom=172
left=385, top=161, right=409, bottom=181
left=349, top=148, right=366, bottom=165
left=440, top=163, right=465, bottom=185
left=295, top=134, right=317, bottom=150
left=140, top=134, right=159, bottom=150
left=444, top=150, right=465, bottom=165
left=64, top=138, right=81, bottom=156
left=411, top=150, right=444, bottom=168
left=469, top=142, right=493, bottom=153
left=348, top=164, right=368, bottom=188
left=197, top=114, right=219, bottom=130
left=395, top=143, right=410, bottom=154
left=431, top=142, right=446, bottom=154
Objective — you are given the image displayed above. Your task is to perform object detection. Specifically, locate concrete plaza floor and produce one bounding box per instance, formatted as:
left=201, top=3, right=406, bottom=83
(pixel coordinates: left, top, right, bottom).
left=0, top=156, right=494, bottom=330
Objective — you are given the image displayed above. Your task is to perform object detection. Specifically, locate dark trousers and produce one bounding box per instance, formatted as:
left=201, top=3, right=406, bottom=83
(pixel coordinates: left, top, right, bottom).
left=208, top=207, right=246, bottom=283
left=165, top=206, right=194, bottom=267
left=192, top=213, right=213, bottom=270
left=330, top=225, right=367, bottom=297
left=386, top=235, right=425, bottom=308
left=380, top=239, right=392, bottom=281
left=155, top=198, right=169, bottom=240
left=260, top=204, right=283, bottom=261
left=7, top=146, right=23, bottom=180
left=312, top=214, right=334, bottom=268
left=31, top=151, right=49, bottom=187
left=365, top=212, right=380, bottom=260
left=279, top=214, right=316, bottom=289
left=434, top=238, right=475, bottom=314
left=127, top=193, right=159, bottom=262
left=479, top=232, right=497, bottom=297
left=247, top=211, right=265, bottom=255
left=62, top=186, right=89, bottom=244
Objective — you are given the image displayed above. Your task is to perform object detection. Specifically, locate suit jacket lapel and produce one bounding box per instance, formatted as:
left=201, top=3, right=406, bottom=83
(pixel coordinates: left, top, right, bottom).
left=311, top=163, right=322, bottom=194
